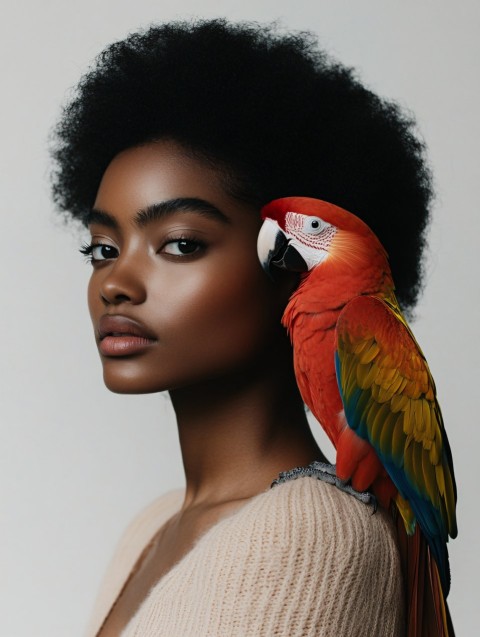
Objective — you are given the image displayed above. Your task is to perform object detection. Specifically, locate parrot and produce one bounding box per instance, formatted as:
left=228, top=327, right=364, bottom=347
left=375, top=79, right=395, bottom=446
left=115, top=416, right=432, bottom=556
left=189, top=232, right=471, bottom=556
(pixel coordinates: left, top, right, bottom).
left=257, top=196, right=457, bottom=637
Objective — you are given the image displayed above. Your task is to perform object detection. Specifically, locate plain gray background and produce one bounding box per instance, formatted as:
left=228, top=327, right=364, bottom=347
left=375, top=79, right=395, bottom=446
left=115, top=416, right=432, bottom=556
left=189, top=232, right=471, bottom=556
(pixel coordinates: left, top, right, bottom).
left=1, top=1, right=478, bottom=635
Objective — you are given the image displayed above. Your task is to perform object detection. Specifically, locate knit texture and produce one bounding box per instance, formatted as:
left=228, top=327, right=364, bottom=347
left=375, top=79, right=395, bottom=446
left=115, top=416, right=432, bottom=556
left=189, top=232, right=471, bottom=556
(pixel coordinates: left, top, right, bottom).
left=87, top=477, right=405, bottom=636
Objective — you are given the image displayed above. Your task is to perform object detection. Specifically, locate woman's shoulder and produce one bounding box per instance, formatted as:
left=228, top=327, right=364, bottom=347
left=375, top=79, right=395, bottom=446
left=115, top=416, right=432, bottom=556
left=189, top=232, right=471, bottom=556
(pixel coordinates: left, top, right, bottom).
left=223, top=476, right=404, bottom=635
left=239, top=474, right=399, bottom=556
left=202, top=474, right=402, bottom=598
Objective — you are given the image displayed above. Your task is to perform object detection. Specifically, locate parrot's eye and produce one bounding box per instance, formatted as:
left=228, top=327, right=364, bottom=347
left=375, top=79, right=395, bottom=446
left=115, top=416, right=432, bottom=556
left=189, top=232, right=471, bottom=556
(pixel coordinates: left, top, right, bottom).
left=303, top=217, right=325, bottom=235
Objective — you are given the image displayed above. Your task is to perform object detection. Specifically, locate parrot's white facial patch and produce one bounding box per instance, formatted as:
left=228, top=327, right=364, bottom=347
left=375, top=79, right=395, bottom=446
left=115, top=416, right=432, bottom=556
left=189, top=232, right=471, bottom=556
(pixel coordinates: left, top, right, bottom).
left=284, top=211, right=337, bottom=270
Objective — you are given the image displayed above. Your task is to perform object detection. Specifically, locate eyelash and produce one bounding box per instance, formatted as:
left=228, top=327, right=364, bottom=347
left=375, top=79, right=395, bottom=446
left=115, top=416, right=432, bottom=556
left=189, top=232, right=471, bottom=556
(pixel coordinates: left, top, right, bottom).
left=79, top=242, right=117, bottom=264
left=79, top=235, right=206, bottom=264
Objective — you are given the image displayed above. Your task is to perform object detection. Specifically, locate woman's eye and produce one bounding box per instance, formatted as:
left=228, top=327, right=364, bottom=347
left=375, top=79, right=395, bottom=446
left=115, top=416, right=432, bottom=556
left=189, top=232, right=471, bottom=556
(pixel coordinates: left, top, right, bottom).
left=79, top=243, right=118, bottom=263
left=162, top=239, right=203, bottom=256
left=92, top=244, right=118, bottom=261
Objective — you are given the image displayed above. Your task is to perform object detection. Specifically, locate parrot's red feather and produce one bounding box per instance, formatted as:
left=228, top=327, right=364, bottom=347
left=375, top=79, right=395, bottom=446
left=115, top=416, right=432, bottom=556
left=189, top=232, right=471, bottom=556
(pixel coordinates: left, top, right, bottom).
left=396, top=516, right=455, bottom=636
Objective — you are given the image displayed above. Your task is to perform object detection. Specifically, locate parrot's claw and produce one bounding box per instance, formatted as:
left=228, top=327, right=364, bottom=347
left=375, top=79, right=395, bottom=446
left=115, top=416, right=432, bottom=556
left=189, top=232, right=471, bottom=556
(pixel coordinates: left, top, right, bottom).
left=272, top=460, right=377, bottom=511
left=335, top=477, right=378, bottom=512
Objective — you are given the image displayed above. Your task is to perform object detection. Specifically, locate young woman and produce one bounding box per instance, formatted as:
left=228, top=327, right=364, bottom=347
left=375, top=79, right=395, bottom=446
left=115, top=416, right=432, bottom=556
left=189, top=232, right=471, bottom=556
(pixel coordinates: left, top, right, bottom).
left=51, top=19, right=432, bottom=636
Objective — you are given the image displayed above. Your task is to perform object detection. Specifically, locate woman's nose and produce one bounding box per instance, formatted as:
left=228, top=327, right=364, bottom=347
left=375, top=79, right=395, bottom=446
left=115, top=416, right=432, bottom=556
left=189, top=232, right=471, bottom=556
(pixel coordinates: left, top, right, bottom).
left=99, top=258, right=147, bottom=306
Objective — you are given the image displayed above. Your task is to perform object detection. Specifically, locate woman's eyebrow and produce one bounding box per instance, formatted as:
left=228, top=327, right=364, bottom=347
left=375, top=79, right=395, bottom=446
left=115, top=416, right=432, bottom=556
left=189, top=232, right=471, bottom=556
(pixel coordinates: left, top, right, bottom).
left=85, top=197, right=230, bottom=228
left=85, top=208, right=119, bottom=228
left=134, top=198, right=230, bottom=227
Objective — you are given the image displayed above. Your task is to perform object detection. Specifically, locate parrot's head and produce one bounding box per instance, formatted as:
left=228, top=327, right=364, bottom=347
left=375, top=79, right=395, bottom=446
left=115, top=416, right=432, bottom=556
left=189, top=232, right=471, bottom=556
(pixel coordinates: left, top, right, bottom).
left=257, top=196, right=389, bottom=279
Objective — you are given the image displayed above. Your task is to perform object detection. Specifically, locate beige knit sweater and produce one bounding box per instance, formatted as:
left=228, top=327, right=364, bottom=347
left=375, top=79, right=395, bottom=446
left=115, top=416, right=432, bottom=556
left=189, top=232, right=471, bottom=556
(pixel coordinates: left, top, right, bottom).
left=86, top=476, right=405, bottom=636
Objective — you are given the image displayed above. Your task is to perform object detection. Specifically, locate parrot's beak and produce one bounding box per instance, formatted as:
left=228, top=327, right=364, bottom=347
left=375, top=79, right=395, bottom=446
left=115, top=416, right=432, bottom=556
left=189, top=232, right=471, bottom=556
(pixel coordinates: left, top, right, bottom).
left=257, top=218, right=308, bottom=276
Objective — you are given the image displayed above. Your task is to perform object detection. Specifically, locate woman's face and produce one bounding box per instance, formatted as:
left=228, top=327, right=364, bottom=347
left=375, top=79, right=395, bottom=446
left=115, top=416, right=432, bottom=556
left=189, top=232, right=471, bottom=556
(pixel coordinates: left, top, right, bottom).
left=87, top=140, right=294, bottom=393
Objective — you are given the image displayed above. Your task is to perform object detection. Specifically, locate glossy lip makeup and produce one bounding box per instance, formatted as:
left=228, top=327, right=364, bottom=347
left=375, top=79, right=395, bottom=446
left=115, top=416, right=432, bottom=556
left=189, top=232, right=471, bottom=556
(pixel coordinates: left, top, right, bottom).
left=98, top=314, right=157, bottom=357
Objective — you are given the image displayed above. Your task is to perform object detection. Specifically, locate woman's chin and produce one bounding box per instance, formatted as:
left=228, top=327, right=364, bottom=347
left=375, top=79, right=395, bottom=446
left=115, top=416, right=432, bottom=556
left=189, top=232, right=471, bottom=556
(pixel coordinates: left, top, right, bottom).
left=102, top=368, right=168, bottom=395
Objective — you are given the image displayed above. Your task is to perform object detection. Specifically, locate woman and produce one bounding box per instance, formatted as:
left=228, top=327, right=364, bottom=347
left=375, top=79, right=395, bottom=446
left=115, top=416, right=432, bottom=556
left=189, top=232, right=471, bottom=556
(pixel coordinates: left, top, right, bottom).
left=51, top=19, right=431, bottom=636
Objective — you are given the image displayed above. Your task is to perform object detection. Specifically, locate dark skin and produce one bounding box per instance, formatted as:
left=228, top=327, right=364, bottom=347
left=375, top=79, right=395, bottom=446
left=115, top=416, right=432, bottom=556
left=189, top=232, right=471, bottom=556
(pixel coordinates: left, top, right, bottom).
left=87, top=140, right=325, bottom=634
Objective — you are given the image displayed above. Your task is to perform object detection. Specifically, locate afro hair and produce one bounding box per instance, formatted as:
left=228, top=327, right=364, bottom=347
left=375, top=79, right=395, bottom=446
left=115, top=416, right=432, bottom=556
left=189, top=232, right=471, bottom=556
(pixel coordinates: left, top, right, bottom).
left=51, top=18, right=433, bottom=312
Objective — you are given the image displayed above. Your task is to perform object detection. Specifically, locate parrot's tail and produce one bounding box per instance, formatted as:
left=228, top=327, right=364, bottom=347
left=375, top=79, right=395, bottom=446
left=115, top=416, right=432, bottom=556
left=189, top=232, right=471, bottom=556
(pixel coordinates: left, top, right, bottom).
left=395, top=515, right=455, bottom=637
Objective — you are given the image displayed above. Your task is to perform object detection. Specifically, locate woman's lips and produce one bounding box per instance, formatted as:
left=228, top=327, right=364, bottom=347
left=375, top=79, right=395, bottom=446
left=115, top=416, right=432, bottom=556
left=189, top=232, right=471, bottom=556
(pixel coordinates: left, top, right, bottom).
left=98, top=315, right=157, bottom=357
left=99, top=335, right=156, bottom=356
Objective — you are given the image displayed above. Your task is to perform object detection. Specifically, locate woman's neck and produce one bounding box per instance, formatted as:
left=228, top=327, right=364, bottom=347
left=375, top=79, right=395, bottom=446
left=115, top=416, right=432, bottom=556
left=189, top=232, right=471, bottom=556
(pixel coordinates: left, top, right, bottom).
left=169, top=342, right=325, bottom=509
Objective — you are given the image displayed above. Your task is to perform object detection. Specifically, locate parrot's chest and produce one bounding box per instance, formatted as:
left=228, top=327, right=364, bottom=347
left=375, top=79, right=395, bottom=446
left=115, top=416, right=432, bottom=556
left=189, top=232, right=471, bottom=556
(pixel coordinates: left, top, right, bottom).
left=288, top=314, right=344, bottom=426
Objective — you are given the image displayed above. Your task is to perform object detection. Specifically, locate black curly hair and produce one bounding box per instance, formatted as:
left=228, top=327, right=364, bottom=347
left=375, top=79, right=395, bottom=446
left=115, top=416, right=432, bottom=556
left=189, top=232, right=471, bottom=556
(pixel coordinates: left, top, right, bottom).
left=51, top=18, right=432, bottom=312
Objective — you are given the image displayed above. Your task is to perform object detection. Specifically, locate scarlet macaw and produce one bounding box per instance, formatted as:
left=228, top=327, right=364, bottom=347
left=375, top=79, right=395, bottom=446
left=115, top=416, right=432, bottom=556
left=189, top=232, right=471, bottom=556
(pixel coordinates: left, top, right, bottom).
left=257, top=197, right=457, bottom=637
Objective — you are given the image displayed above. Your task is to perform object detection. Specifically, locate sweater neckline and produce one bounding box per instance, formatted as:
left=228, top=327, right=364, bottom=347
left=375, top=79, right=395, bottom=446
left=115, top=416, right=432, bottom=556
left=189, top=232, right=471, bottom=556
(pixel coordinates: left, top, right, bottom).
left=96, top=462, right=322, bottom=636
left=97, top=483, right=270, bottom=636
